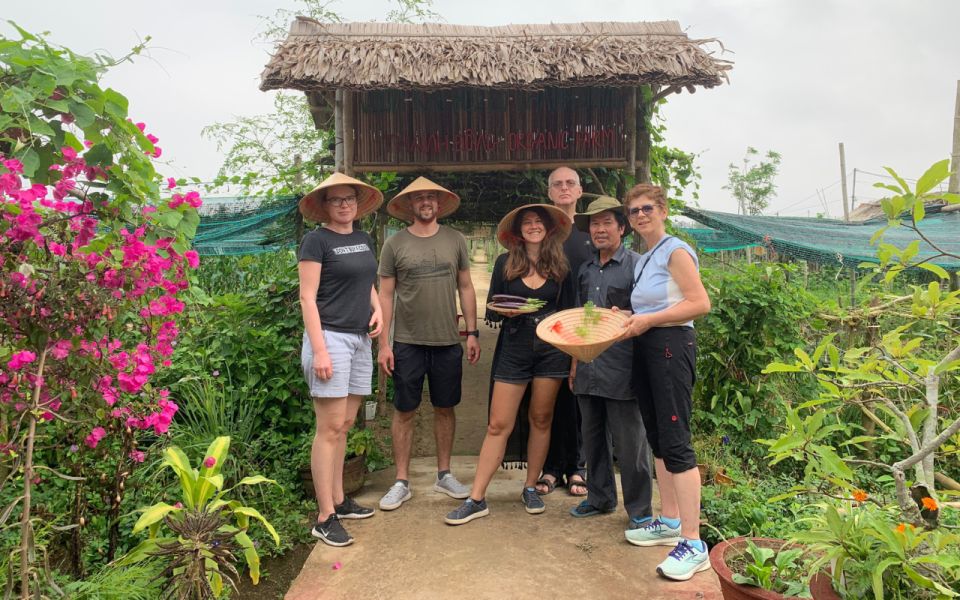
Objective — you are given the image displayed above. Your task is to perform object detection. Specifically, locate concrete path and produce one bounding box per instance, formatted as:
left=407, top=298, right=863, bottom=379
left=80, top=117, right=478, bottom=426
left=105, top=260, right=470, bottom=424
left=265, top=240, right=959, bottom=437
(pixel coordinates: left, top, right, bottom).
left=285, top=456, right=722, bottom=600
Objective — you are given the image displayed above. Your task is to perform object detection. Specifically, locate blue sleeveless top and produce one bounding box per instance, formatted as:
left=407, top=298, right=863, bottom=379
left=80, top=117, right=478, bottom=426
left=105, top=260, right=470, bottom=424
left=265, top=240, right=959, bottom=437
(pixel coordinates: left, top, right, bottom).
left=630, top=236, right=700, bottom=328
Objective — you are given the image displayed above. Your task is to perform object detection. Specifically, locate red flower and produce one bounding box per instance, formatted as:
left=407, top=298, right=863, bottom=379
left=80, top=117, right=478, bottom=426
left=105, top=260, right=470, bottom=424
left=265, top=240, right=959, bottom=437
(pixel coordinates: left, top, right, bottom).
left=550, top=321, right=563, bottom=333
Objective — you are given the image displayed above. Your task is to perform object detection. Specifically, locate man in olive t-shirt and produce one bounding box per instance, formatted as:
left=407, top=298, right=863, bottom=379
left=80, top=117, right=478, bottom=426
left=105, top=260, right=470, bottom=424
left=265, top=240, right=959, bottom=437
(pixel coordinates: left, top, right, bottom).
left=376, top=177, right=481, bottom=512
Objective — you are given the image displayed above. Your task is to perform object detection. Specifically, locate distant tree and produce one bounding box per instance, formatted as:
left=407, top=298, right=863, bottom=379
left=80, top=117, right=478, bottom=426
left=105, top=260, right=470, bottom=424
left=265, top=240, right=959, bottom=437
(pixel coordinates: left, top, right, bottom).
left=725, top=146, right=782, bottom=215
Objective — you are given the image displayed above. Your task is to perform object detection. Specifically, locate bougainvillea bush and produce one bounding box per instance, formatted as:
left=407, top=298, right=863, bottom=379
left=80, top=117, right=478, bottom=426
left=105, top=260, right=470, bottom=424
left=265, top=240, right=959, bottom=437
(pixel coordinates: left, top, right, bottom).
left=0, top=24, right=201, bottom=594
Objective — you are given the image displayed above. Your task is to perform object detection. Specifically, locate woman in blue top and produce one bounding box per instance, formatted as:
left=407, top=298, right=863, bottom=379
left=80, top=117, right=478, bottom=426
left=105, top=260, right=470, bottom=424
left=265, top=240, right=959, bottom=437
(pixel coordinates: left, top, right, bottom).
left=298, top=172, right=384, bottom=547
left=618, top=184, right=712, bottom=581
left=444, top=204, right=572, bottom=525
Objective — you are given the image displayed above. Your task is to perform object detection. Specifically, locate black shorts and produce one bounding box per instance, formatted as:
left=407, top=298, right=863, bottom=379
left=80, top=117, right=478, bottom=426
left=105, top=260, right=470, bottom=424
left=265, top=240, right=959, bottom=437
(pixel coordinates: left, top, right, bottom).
left=632, top=326, right=697, bottom=474
left=392, top=342, right=463, bottom=412
left=493, top=315, right=570, bottom=383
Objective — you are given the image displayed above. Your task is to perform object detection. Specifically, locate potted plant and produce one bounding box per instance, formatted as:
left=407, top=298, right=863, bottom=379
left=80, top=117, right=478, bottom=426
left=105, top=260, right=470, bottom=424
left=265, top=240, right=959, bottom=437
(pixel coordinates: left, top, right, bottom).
left=761, top=161, right=960, bottom=598
left=298, top=426, right=386, bottom=497
left=710, top=536, right=818, bottom=600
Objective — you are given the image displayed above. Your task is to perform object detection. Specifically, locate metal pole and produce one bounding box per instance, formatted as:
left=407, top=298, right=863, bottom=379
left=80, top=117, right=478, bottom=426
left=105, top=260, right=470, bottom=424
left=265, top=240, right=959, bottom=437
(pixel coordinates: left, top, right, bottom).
left=950, top=80, right=960, bottom=194
left=839, top=143, right=850, bottom=222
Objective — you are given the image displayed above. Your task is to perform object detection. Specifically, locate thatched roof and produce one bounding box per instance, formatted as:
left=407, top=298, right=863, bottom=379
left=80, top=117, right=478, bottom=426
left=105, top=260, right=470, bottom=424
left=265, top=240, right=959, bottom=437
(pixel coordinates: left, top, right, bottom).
left=260, top=19, right=731, bottom=93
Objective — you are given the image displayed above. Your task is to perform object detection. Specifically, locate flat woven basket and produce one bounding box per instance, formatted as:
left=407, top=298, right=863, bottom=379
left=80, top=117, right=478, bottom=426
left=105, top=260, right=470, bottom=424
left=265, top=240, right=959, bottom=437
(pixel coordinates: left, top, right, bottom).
left=535, top=307, right=629, bottom=363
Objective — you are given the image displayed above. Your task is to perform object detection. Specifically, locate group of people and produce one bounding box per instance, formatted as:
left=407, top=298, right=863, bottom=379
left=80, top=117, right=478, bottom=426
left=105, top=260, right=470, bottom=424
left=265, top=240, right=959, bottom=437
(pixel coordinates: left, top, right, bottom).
left=297, top=167, right=712, bottom=581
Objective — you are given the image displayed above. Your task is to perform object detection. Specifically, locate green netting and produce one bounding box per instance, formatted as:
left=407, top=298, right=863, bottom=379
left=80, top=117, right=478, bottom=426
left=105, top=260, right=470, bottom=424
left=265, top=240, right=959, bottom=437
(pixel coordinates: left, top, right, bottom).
left=681, top=228, right=758, bottom=253
left=194, top=196, right=299, bottom=256
left=681, top=206, right=960, bottom=269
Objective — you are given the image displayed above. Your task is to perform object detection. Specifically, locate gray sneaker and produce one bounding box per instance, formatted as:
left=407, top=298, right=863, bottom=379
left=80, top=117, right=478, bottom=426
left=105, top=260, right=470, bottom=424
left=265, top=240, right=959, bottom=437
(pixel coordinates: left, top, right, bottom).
left=379, top=482, right=412, bottom=511
left=521, top=487, right=545, bottom=514
left=433, top=473, right=470, bottom=499
left=444, top=498, right=489, bottom=525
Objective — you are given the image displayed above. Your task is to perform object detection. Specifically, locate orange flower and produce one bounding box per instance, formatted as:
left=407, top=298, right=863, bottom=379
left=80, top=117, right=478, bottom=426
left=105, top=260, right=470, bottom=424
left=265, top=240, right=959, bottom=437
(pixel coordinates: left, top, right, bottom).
left=852, top=490, right=868, bottom=503
left=921, top=497, right=938, bottom=511
left=896, top=523, right=906, bottom=533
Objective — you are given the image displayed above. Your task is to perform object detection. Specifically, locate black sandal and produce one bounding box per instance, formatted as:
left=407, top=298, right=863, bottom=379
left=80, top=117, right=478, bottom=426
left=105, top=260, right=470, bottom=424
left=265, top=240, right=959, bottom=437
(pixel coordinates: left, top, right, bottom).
left=535, top=475, right=558, bottom=495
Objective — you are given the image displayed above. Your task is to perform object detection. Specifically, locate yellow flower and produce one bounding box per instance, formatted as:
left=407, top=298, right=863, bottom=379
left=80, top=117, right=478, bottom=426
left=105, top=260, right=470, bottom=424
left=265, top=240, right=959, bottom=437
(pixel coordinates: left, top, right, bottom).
left=921, top=497, right=938, bottom=511
left=852, top=490, right=868, bottom=503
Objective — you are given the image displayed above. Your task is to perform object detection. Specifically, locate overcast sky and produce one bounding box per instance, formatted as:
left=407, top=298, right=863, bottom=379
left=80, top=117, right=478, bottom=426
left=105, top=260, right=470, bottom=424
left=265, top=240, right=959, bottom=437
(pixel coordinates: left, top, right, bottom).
left=6, top=0, right=960, bottom=215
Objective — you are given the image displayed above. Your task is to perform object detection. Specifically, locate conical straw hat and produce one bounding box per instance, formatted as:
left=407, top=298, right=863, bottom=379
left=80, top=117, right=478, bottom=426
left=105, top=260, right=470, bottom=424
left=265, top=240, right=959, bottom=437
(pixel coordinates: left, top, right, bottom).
left=300, top=172, right=383, bottom=223
left=387, top=176, right=460, bottom=222
left=535, top=307, right=629, bottom=363
left=496, top=203, right=573, bottom=248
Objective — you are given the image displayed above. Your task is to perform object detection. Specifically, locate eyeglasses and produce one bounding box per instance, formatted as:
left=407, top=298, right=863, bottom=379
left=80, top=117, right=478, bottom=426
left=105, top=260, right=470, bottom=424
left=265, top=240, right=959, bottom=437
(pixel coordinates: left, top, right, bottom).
left=410, top=192, right=439, bottom=202
left=326, top=195, right=358, bottom=207
left=550, top=180, right=580, bottom=189
left=628, top=204, right=658, bottom=217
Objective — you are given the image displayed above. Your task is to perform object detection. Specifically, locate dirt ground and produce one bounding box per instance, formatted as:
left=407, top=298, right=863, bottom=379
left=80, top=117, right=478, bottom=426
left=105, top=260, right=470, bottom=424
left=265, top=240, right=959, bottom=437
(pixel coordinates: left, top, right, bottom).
left=284, top=456, right=722, bottom=600
left=282, top=262, right=722, bottom=599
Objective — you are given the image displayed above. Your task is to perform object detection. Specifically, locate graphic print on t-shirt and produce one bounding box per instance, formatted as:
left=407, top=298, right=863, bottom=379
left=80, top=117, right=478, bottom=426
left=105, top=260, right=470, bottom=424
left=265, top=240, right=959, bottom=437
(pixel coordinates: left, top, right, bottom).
left=406, top=248, right=454, bottom=281
left=332, top=243, right=371, bottom=255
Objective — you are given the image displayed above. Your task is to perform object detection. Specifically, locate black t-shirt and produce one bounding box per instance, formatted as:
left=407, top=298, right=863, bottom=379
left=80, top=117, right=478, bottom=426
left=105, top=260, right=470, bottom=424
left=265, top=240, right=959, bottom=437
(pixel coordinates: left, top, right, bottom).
left=298, top=228, right=377, bottom=334
left=563, top=228, right=594, bottom=281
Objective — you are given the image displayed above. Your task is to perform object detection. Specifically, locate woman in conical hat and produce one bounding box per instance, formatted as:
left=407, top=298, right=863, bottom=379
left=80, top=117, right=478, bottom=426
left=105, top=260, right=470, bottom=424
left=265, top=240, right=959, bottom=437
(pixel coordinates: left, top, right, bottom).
left=444, top=203, right=573, bottom=526
left=297, top=172, right=384, bottom=546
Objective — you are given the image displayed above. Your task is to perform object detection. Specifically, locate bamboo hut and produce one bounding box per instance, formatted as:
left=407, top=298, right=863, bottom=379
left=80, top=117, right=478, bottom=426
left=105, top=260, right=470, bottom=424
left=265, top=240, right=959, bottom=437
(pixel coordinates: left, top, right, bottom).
left=260, top=19, right=731, bottom=178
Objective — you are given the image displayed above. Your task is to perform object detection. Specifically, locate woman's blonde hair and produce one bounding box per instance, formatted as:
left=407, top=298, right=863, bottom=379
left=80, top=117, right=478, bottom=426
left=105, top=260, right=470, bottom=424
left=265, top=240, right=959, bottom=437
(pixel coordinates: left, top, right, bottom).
left=624, top=184, right=668, bottom=211
left=503, top=207, right=569, bottom=283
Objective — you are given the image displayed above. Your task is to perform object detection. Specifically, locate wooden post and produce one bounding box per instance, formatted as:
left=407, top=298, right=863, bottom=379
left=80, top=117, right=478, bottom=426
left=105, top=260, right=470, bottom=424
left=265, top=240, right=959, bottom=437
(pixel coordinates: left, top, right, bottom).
left=343, top=89, right=355, bottom=176
left=293, top=154, right=304, bottom=242
left=334, top=89, right=344, bottom=173
left=950, top=80, right=960, bottom=194
left=839, top=143, right=850, bottom=222
left=626, top=87, right=637, bottom=177
left=636, top=85, right=654, bottom=184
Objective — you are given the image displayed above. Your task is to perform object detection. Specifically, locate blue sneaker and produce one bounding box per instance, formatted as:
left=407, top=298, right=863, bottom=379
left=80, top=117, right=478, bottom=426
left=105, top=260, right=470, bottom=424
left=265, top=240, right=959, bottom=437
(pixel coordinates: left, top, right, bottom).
left=624, top=517, right=682, bottom=546
left=444, top=498, right=489, bottom=525
left=657, top=540, right=711, bottom=581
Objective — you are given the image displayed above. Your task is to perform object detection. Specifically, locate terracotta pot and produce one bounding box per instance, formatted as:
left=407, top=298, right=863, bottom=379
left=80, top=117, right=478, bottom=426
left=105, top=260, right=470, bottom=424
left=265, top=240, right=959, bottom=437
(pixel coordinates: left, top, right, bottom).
left=300, top=454, right=366, bottom=498
left=698, top=463, right=712, bottom=485
left=709, top=537, right=803, bottom=600
left=808, top=572, right=841, bottom=600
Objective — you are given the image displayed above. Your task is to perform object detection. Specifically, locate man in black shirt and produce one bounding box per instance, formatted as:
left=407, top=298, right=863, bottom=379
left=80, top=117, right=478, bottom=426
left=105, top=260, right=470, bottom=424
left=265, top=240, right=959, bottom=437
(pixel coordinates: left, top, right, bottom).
left=535, top=167, right=592, bottom=497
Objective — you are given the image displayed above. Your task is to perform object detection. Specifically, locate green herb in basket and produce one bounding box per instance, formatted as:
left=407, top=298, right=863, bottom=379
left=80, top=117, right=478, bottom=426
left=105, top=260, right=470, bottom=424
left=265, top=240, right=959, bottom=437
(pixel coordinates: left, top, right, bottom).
left=575, top=301, right=601, bottom=338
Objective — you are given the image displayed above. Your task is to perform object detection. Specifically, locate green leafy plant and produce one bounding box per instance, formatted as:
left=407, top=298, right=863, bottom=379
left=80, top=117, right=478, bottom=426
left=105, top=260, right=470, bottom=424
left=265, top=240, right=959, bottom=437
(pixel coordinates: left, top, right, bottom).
left=730, top=539, right=810, bottom=598
left=761, top=159, right=960, bottom=598
left=118, top=437, right=280, bottom=596
left=724, top=146, right=783, bottom=215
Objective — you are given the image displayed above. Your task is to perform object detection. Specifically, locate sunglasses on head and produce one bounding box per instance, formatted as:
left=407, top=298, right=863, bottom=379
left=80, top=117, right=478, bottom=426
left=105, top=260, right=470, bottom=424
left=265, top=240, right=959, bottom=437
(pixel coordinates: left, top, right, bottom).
left=628, top=204, right=657, bottom=216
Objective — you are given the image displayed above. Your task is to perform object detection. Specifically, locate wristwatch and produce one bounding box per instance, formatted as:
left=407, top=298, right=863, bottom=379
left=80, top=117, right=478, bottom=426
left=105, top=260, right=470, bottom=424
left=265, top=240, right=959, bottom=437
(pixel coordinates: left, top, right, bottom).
left=466, top=330, right=480, bottom=338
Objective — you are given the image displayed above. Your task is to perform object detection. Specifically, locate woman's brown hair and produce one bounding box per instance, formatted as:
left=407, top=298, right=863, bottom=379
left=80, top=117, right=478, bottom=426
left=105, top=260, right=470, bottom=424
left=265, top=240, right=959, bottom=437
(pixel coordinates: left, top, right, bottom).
left=503, top=207, right=569, bottom=282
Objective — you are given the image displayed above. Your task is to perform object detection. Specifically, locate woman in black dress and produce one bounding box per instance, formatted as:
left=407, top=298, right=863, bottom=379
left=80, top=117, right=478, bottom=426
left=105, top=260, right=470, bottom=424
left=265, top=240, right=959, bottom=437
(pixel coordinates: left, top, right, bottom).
left=445, top=204, right=571, bottom=525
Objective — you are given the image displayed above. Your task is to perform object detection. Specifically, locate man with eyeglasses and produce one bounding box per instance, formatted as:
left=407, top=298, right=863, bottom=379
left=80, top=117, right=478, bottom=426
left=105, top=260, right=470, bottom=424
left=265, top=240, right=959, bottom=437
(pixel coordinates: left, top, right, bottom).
left=532, top=168, right=594, bottom=497
left=376, top=176, right=481, bottom=512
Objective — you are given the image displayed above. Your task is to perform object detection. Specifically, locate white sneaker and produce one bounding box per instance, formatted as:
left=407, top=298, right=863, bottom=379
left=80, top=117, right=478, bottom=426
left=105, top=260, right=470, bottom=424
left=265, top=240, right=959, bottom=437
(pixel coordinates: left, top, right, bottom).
left=378, top=482, right=412, bottom=510
left=433, top=473, right=470, bottom=499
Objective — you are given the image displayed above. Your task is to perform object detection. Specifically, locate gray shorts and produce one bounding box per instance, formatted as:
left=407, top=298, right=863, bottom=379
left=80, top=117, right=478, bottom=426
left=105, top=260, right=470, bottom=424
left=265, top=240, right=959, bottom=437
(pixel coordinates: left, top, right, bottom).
left=301, top=330, right=373, bottom=398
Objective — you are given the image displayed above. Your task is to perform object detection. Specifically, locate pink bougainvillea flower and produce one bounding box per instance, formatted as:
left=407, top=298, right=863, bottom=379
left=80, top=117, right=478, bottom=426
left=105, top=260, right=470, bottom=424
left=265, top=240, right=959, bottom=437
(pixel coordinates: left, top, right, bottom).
left=151, top=146, right=162, bottom=158
left=146, top=133, right=159, bottom=144
left=184, top=250, right=200, bottom=269
left=129, top=450, right=146, bottom=463
left=61, top=146, right=78, bottom=161
left=7, top=351, right=37, bottom=371
left=135, top=122, right=146, bottom=132
left=203, top=456, right=217, bottom=468
left=166, top=177, right=176, bottom=190
left=84, top=426, right=107, bottom=449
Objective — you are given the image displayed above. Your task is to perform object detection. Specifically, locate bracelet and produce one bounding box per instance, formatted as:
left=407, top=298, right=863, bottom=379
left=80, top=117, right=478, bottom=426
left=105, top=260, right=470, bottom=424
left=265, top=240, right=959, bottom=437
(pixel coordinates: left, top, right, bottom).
left=466, top=330, right=480, bottom=338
